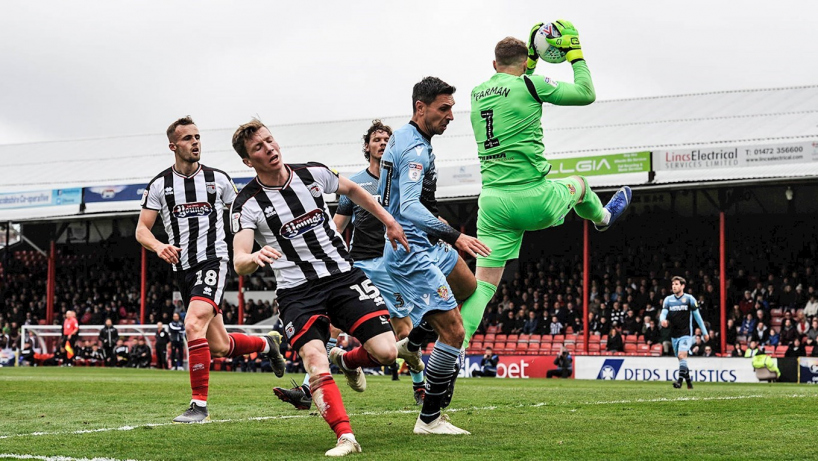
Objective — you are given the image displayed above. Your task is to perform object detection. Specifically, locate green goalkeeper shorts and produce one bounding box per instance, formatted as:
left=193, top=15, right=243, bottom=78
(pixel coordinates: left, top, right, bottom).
left=476, top=177, right=584, bottom=268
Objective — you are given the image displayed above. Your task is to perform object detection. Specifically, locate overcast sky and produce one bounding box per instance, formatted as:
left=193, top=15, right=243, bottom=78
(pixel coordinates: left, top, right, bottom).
left=1, top=1, right=816, bottom=145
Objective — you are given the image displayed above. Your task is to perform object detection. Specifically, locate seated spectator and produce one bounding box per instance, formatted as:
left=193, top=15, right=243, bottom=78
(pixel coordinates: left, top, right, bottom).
left=114, top=338, right=129, bottom=367
left=779, top=319, right=798, bottom=346
left=548, top=316, right=563, bottom=336
left=547, top=347, right=573, bottom=378
left=522, top=311, right=538, bottom=335
left=785, top=337, right=806, bottom=357
left=805, top=318, right=818, bottom=347
left=805, top=294, right=818, bottom=320
left=768, top=328, right=780, bottom=347
left=796, top=311, right=811, bottom=337
left=622, top=309, right=639, bottom=335
left=471, top=347, right=499, bottom=378
left=606, top=328, right=624, bottom=352
left=643, top=319, right=660, bottom=346
left=702, top=345, right=715, bottom=357
left=500, top=311, right=516, bottom=335
left=739, top=313, right=756, bottom=340
left=751, top=321, right=769, bottom=345
left=129, top=337, right=151, bottom=368
left=731, top=342, right=744, bottom=358
left=725, top=318, right=738, bottom=346
left=594, top=316, right=609, bottom=336
left=587, top=313, right=600, bottom=336
left=87, top=343, right=105, bottom=366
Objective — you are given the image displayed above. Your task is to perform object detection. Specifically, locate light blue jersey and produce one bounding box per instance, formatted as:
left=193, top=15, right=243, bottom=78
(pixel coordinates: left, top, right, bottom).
left=378, top=121, right=459, bottom=325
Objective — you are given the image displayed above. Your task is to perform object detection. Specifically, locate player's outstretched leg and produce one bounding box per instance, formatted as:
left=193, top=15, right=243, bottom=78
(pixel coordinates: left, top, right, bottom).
left=174, top=337, right=211, bottom=423
left=274, top=337, right=338, bottom=410
left=591, top=186, right=632, bottom=232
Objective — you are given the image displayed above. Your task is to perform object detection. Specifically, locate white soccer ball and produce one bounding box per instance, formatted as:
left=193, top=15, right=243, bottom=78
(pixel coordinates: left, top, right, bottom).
left=532, top=23, right=567, bottom=64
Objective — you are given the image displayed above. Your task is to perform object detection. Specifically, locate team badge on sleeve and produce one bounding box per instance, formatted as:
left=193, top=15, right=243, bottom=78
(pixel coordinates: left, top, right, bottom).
left=140, top=189, right=149, bottom=206
left=231, top=211, right=241, bottom=233
left=408, top=162, right=423, bottom=182
left=543, top=76, right=558, bottom=88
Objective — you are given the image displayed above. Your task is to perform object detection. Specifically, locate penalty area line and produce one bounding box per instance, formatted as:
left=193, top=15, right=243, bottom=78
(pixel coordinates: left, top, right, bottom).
left=1, top=394, right=811, bottom=441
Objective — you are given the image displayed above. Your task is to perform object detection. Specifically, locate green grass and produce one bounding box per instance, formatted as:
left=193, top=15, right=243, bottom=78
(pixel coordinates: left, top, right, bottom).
left=0, top=368, right=816, bottom=460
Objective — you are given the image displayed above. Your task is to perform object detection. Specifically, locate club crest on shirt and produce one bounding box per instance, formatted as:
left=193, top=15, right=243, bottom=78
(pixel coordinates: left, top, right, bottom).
left=172, top=202, right=213, bottom=218
left=408, top=162, right=423, bottom=182
left=280, top=209, right=325, bottom=239
left=543, top=76, right=558, bottom=88
left=205, top=182, right=217, bottom=194
left=306, top=182, right=323, bottom=198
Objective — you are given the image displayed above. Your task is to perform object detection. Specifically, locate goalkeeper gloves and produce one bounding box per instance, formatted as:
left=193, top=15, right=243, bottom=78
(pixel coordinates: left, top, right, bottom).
left=526, top=22, right=544, bottom=72
left=546, top=19, right=584, bottom=63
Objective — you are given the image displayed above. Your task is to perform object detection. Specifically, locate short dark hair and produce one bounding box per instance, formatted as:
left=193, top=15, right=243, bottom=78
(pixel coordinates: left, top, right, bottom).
left=671, top=276, right=686, bottom=285
left=495, top=37, right=527, bottom=67
left=412, top=76, right=456, bottom=114
left=232, top=119, right=267, bottom=159
left=167, top=116, right=195, bottom=142
left=362, top=120, right=392, bottom=161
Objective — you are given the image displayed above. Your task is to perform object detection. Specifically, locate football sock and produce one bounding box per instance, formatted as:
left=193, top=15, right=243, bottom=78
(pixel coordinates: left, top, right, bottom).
left=310, top=372, right=352, bottom=438
left=460, top=281, right=497, bottom=347
left=302, top=338, right=338, bottom=391
left=187, top=338, right=210, bottom=403
left=680, top=359, right=689, bottom=377
left=226, top=333, right=265, bottom=357
left=342, top=346, right=381, bottom=369
left=574, top=186, right=607, bottom=224
left=420, top=341, right=460, bottom=424
left=407, top=321, right=436, bottom=352
left=410, top=369, right=425, bottom=384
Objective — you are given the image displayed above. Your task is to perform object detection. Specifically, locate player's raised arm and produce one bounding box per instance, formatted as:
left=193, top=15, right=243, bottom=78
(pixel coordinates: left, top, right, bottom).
left=529, top=20, right=596, bottom=106
left=336, top=175, right=409, bottom=252
left=136, top=208, right=181, bottom=265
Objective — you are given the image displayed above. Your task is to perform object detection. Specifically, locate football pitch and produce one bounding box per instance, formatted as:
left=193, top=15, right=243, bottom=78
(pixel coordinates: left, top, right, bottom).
left=1, top=368, right=815, bottom=460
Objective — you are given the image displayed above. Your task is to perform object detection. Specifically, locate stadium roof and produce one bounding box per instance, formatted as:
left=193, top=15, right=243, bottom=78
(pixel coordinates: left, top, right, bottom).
left=1, top=85, right=817, bottom=221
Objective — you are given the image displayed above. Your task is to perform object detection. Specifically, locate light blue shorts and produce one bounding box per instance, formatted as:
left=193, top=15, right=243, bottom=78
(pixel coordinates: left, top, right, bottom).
left=672, top=336, right=694, bottom=356
left=383, top=242, right=458, bottom=327
left=354, top=256, right=400, bottom=318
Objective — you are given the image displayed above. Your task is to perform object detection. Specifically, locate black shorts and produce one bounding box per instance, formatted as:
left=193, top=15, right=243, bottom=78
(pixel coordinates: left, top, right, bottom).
left=175, top=259, right=228, bottom=314
left=277, top=268, right=392, bottom=351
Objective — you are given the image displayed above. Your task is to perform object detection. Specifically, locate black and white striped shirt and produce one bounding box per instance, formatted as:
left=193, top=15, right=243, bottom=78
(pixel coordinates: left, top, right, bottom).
left=142, top=164, right=237, bottom=271
left=230, top=163, right=352, bottom=289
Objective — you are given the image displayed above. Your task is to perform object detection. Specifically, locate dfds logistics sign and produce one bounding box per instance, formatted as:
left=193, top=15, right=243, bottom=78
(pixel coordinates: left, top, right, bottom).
left=574, top=356, right=761, bottom=383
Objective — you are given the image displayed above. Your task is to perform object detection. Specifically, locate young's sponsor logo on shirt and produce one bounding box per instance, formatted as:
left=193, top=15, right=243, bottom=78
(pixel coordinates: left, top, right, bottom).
left=172, top=202, right=213, bottom=218
left=280, top=209, right=325, bottom=239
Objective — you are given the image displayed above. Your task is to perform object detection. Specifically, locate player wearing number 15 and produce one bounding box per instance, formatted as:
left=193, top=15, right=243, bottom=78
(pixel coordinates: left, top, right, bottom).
left=136, top=116, right=286, bottom=424
left=230, top=119, right=409, bottom=457
left=461, top=22, right=633, bottom=346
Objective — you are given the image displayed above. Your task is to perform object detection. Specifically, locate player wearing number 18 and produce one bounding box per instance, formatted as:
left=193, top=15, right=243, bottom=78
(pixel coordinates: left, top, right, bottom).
left=230, top=119, right=409, bottom=457
left=136, top=116, right=287, bottom=424
left=461, top=21, right=634, bottom=347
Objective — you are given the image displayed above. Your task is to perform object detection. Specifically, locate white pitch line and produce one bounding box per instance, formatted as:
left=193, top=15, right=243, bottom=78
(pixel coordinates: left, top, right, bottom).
left=0, top=393, right=813, bottom=441
left=0, top=454, right=137, bottom=461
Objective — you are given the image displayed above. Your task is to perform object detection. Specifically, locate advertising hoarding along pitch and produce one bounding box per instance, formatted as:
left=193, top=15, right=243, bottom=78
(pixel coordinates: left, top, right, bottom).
left=653, top=140, right=818, bottom=171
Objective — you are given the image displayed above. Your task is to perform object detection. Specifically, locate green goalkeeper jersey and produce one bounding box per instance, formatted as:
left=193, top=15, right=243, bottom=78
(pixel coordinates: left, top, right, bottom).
left=469, top=61, right=595, bottom=188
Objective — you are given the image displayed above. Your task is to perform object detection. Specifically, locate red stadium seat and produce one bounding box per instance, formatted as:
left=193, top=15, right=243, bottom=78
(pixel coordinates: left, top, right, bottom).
left=529, top=334, right=542, bottom=344
left=575, top=343, right=586, bottom=353
left=517, top=343, right=529, bottom=354
left=650, top=344, right=663, bottom=356
left=528, top=343, right=541, bottom=355
left=564, top=334, right=577, bottom=344
left=807, top=346, right=814, bottom=356
left=589, top=335, right=601, bottom=343
left=495, top=334, right=508, bottom=343
left=625, top=335, right=638, bottom=343
left=624, top=343, right=637, bottom=354
left=486, top=325, right=498, bottom=334
left=484, top=333, right=496, bottom=343
left=588, top=343, right=600, bottom=352
left=539, top=343, right=552, bottom=354
left=504, top=341, right=517, bottom=353
left=518, top=334, right=530, bottom=343
left=507, top=334, right=519, bottom=343
left=637, top=344, right=650, bottom=354
left=775, top=346, right=788, bottom=357
left=565, top=326, right=574, bottom=334
left=472, top=334, right=485, bottom=343
left=553, top=334, right=565, bottom=343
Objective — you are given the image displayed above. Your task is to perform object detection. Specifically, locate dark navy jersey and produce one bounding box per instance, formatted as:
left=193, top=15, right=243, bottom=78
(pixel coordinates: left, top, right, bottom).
left=663, top=293, right=699, bottom=338
left=336, top=168, right=384, bottom=261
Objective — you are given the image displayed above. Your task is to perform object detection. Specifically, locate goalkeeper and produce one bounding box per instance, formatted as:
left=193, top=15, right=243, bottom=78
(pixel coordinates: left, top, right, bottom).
left=461, top=20, right=632, bottom=346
